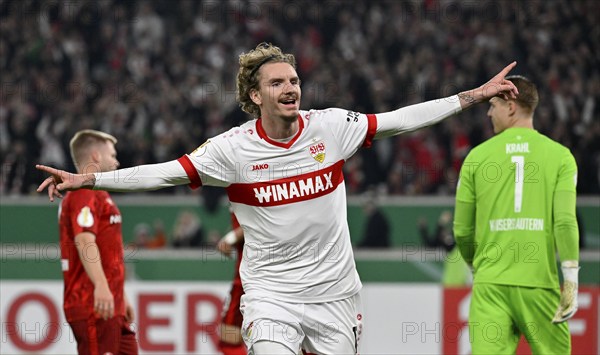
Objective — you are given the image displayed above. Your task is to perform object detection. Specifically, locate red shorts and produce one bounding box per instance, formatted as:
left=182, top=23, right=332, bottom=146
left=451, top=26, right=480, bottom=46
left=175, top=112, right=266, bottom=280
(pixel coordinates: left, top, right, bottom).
left=68, top=316, right=138, bottom=355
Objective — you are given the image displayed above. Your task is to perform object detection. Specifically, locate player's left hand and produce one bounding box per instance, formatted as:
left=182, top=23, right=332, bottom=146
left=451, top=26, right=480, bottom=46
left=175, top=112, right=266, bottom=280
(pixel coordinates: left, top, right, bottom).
left=552, top=280, right=578, bottom=323
left=552, top=261, right=580, bottom=323
left=479, top=61, right=519, bottom=101
left=217, top=230, right=237, bottom=258
left=459, top=62, right=519, bottom=109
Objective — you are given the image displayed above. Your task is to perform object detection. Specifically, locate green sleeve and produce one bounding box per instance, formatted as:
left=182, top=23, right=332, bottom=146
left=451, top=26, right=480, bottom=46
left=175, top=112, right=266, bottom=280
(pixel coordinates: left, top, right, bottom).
left=453, top=158, right=477, bottom=264
left=554, top=152, right=579, bottom=262
left=554, top=190, right=579, bottom=262
left=453, top=200, right=476, bottom=264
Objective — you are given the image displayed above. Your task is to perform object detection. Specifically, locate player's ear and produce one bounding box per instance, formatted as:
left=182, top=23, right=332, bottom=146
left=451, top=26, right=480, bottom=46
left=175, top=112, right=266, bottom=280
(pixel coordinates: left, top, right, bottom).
left=250, top=89, right=261, bottom=106
left=90, top=149, right=101, bottom=163
left=508, top=100, right=517, bottom=116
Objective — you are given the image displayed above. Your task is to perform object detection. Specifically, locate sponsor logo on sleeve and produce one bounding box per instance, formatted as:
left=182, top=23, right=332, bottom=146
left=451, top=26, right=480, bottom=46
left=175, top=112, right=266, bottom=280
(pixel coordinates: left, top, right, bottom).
left=346, top=111, right=360, bottom=123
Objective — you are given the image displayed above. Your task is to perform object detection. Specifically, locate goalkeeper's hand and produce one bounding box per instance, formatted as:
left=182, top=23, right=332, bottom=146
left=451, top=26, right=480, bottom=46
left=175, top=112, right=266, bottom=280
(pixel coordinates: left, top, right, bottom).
left=552, top=260, right=579, bottom=323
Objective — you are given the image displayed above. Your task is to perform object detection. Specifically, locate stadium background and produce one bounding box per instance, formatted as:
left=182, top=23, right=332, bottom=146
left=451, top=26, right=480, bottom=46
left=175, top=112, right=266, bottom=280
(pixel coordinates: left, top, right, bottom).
left=1, top=0, right=598, bottom=354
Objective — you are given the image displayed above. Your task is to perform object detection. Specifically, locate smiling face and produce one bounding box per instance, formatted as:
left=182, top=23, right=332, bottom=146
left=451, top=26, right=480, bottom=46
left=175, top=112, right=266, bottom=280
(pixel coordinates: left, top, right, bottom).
left=250, top=62, right=301, bottom=122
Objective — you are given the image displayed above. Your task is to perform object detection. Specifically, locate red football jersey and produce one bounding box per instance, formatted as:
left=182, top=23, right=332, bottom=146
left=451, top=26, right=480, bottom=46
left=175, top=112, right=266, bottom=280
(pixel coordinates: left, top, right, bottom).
left=59, top=190, right=125, bottom=321
left=231, top=213, right=243, bottom=289
left=221, top=213, right=244, bottom=327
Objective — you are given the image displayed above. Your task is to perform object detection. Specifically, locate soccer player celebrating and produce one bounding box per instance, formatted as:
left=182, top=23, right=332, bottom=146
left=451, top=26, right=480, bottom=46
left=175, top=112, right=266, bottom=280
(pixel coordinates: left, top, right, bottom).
left=453, top=76, right=579, bottom=354
left=37, top=43, right=518, bottom=354
left=58, top=130, right=138, bottom=354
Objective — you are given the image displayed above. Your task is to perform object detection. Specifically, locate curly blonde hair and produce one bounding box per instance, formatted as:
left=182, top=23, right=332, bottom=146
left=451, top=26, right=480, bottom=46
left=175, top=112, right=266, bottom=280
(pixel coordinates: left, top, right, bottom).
left=237, top=43, right=297, bottom=117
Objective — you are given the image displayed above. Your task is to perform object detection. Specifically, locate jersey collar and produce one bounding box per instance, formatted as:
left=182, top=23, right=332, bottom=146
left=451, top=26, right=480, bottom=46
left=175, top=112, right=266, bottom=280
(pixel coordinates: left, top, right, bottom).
left=256, top=114, right=304, bottom=149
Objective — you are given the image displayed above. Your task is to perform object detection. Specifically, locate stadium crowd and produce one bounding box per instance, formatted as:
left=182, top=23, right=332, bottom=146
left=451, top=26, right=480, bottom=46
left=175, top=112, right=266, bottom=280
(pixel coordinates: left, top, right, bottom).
left=1, top=0, right=599, bottom=196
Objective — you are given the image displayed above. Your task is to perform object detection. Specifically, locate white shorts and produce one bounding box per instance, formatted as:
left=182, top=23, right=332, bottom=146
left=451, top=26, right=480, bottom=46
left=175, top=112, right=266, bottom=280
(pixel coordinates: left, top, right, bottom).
left=240, top=293, right=363, bottom=355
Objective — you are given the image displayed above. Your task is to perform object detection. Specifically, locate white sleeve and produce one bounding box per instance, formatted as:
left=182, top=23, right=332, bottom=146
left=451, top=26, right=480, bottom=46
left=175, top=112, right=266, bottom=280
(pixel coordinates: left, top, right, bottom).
left=375, top=95, right=462, bottom=139
left=93, top=160, right=189, bottom=192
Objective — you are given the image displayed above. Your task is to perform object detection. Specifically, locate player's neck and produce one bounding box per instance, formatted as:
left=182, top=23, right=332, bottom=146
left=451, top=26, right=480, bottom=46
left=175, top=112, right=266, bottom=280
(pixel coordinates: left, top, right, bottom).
left=75, top=160, right=100, bottom=175
left=509, top=117, right=534, bottom=130
left=261, top=115, right=299, bottom=140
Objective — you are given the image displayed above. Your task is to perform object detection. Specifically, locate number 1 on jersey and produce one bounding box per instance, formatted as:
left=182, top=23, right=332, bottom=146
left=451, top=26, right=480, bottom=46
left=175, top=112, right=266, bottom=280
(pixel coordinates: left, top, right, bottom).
left=511, top=155, right=524, bottom=213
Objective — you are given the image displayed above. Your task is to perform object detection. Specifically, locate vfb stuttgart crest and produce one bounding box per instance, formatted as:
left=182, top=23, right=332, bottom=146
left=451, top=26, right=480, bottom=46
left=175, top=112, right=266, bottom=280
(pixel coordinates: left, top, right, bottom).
left=309, top=141, right=326, bottom=163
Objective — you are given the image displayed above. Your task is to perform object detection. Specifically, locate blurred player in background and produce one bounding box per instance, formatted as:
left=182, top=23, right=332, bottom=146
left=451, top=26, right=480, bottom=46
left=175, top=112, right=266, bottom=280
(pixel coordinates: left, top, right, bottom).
left=419, top=210, right=471, bottom=286
left=216, top=211, right=246, bottom=355
left=453, top=76, right=579, bottom=354
left=58, top=130, right=138, bottom=354
left=37, top=43, right=518, bottom=354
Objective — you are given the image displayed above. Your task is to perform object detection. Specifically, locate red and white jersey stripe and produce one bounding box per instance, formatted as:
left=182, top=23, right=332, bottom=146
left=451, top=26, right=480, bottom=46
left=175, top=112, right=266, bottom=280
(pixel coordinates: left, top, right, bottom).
left=179, top=108, right=376, bottom=303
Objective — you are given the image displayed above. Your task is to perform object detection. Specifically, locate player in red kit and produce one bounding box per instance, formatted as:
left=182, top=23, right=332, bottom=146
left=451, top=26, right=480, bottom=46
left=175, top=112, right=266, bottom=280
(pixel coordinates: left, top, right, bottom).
left=216, top=212, right=246, bottom=355
left=59, top=130, right=138, bottom=354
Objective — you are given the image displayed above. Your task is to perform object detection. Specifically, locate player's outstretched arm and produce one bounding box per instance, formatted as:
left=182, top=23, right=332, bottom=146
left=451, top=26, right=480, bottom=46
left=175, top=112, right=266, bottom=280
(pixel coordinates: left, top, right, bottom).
left=373, top=62, right=518, bottom=139
left=37, top=160, right=192, bottom=201
left=458, top=61, right=519, bottom=109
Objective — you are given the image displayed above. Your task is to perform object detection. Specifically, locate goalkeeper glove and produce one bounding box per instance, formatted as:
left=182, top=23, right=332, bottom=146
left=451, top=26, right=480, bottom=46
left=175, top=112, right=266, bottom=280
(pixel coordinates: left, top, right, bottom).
left=552, top=260, right=579, bottom=323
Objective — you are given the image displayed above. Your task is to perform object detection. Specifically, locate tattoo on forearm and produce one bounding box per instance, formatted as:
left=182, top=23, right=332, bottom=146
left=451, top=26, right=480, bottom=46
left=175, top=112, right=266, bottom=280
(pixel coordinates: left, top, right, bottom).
left=83, top=174, right=96, bottom=188
left=458, top=92, right=477, bottom=104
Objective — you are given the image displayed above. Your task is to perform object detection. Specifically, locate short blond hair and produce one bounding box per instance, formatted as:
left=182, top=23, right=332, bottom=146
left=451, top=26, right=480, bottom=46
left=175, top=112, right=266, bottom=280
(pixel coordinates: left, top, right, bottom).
left=505, top=75, right=539, bottom=114
left=236, top=43, right=297, bottom=117
left=69, top=129, right=117, bottom=168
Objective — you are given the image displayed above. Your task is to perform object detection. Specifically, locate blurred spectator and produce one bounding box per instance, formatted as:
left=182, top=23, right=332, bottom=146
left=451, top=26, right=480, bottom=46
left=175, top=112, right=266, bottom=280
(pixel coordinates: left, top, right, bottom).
left=358, top=198, right=391, bottom=248
left=419, top=210, right=470, bottom=286
left=133, top=220, right=167, bottom=249
left=172, top=210, right=205, bottom=248
left=133, top=223, right=152, bottom=248
left=419, top=210, right=455, bottom=252
left=1, top=0, right=598, bottom=196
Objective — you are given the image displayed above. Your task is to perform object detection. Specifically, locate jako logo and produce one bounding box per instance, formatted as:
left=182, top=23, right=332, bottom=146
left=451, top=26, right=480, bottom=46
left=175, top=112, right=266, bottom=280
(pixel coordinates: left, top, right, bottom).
left=251, top=164, right=269, bottom=171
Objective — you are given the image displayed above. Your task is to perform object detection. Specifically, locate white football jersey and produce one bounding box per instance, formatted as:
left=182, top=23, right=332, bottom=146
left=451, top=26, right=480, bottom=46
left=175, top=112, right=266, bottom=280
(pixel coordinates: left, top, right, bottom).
left=179, top=108, right=377, bottom=303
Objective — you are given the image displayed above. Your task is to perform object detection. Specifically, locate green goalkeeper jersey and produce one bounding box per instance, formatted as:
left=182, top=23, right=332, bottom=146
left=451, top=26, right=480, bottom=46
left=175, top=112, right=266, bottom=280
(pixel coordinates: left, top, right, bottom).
left=454, top=127, right=578, bottom=289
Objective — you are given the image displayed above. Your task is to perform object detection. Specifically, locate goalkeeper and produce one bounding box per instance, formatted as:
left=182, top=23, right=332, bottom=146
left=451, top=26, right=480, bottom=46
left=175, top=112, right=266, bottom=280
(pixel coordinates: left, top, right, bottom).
left=453, top=76, right=579, bottom=354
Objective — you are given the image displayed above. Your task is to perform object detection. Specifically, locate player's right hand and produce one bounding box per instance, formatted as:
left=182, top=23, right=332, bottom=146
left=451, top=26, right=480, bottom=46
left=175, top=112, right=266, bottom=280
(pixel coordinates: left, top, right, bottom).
left=36, top=165, right=93, bottom=202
